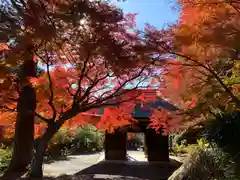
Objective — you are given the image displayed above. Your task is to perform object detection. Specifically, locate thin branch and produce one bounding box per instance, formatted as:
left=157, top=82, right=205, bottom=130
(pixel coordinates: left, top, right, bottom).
left=8, top=97, right=18, bottom=102
left=37, top=0, right=77, bottom=66
left=35, top=112, right=51, bottom=124
left=56, top=64, right=154, bottom=125
left=88, top=75, right=150, bottom=108
left=105, top=62, right=154, bottom=98
left=72, top=52, right=91, bottom=106
left=155, top=61, right=202, bottom=67
left=45, top=48, right=57, bottom=121
left=148, top=37, right=240, bottom=107
left=195, top=67, right=209, bottom=77
left=89, top=94, right=142, bottom=110
left=0, top=105, right=17, bottom=112
left=78, top=73, right=111, bottom=105
left=66, top=86, right=75, bottom=97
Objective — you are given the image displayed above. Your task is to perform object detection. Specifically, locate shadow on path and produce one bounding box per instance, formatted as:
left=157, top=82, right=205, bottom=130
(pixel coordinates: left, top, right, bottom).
left=14, top=159, right=181, bottom=180
left=0, top=154, right=182, bottom=180
left=75, top=159, right=181, bottom=180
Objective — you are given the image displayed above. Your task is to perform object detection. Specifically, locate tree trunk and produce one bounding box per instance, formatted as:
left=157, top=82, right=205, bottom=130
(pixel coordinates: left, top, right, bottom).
left=4, top=85, right=36, bottom=179
left=29, top=123, right=59, bottom=178
left=3, top=52, right=37, bottom=179
left=29, top=104, right=80, bottom=177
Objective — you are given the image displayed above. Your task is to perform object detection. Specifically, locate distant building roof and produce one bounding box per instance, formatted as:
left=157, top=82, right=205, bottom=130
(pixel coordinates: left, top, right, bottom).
left=96, top=89, right=178, bottom=118
left=131, top=98, right=178, bottom=118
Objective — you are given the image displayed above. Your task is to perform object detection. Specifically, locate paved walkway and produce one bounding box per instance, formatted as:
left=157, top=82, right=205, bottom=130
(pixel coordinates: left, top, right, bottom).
left=43, top=151, right=181, bottom=180
left=43, top=152, right=103, bottom=176
left=43, top=151, right=147, bottom=176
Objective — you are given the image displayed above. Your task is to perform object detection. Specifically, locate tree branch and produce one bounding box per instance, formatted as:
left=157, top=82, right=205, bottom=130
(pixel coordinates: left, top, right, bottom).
left=45, top=48, right=57, bottom=121
left=148, top=37, right=240, bottom=107
left=0, top=105, right=17, bottom=112
left=35, top=112, right=51, bottom=124
left=72, top=51, right=91, bottom=106
left=78, top=73, right=110, bottom=105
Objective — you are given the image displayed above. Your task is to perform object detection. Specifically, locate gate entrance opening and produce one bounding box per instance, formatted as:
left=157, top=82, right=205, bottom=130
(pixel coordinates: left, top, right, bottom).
left=126, top=132, right=146, bottom=162
left=104, top=118, right=169, bottom=162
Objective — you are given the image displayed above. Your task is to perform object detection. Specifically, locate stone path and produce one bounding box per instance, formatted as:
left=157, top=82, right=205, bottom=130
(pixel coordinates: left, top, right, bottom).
left=43, top=152, right=103, bottom=177
left=43, top=151, right=147, bottom=176
left=43, top=151, right=181, bottom=180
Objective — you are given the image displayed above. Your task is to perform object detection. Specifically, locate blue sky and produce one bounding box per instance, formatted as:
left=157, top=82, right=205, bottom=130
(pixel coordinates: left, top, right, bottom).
left=112, top=0, right=180, bottom=29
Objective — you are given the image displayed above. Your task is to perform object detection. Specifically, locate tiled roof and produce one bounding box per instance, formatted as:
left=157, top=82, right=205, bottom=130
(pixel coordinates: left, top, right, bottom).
left=96, top=89, right=178, bottom=118
left=131, top=98, right=178, bottom=118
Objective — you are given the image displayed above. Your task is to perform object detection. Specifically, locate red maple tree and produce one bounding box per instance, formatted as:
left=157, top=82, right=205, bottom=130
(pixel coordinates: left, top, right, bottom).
left=0, top=0, right=171, bottom=177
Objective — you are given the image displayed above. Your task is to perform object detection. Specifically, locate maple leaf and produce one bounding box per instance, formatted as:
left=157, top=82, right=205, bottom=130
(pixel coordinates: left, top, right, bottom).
left=0, top=0, right=171, bottom=175
left=140, top=0, right=240, bottom=127
left=149, top=108, right=183, bottom=135
left=0, top=43, right=8, bottom=51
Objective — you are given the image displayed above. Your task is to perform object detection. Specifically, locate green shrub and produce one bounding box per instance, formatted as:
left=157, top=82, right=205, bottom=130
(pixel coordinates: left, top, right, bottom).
left=73, top=125, right=104, bottom=153
left=45, top=125, right=104, bottom=160
left=170, top=111, right=240, bottom=179
left=204, top=111, right=240, bottom=175
left=174, top=124, right=204, bottom=145
left=197, top=138, right=209, bottom=148
left=174, top=144, right=186, bottom=154
left=0, top=148, right=12, bottom=172
left=171, top=139, right=188, bottom=155
left=46, top=128, right=74, bottom=158
left=169, top=145, right=238, bottom=180
left=185, top=144, right=198, bottom=155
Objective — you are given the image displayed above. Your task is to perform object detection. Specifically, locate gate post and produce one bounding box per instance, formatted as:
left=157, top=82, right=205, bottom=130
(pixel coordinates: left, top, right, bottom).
left=105, top=129, right=127, bottom=160
left=145, top=129, right=169, bottom=162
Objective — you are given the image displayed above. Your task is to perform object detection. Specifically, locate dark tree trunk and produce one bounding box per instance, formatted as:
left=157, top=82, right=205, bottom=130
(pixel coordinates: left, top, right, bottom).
left=29, top=106, right=81, bottom=178
left=29, top=123, right=60, bottom=178
left=3, top=53, right=37, bottom=179
left=4, top=85, right=36, bottom=179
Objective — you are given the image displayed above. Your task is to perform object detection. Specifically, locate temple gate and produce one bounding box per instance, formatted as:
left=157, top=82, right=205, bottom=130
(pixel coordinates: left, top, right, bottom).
left=104, top=118, right=169, bottom=162
left=98, top=90, right=178, bottom=162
